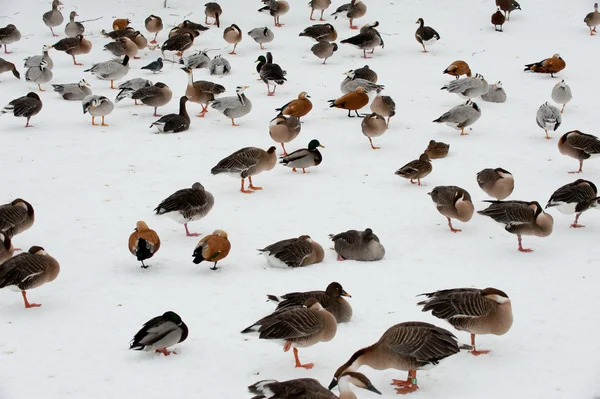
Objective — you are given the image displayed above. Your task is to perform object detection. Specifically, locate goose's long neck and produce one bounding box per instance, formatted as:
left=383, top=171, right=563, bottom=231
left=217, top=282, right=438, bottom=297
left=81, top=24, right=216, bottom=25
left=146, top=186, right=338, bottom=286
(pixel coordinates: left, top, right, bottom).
left=70, top=14, right=75, bottom=22
left=179, top=100, right=189, bottom=119
left=337, top=380, right=358, bottom=399
left=187, top=71, right=194, bottom=86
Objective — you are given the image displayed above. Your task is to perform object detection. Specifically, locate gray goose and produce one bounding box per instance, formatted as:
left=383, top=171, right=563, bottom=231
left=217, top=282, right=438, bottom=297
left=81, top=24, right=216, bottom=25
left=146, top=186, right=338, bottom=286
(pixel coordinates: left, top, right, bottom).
left=331, top=0, right=367, bottom=29
left=0, top=246, right=60, bottom=308
left=102, top=26, right=135, bottom=40
left=415, top=18, right=440, bottom=52
left=128, top=82, right=173, bottom=116
left=267, top=282, right=353, bottom=323
left=481, top=81, right=506, bottom=103
left=0, top=24, right=21, bottom=54
left=0, top=233, right=14, bottom=264
left=182, top=67, right=226, bottom=117
left=299, top=23, right=338, bottom=42
left=340, top=21, right=383, bottom=59
left=248, top=27, right=275, bottom=50
left=370, top=94, right=395, bottom=127
left=258, top=235, right=324, bottom=268
left=204, top=3, right=222, bottom=27
left=0, top=57, right=20, bottom=79
left=259, top=0, right=290, bottom=27
left=25, top=60, right=53, bottom=92
left=208, top=55, right=231, bottom=75
left=311, top=41, right=337, bottom=64
left=82, top=95, right=114, bottom=126
left=558, top=130, right=600, bottom=173
left=210, top=85, right=252, bottom=126
left=223, top=24, right=242, bottom=55
left=551, top=80, right=572, bottom=113
left=84, top=55, right=130, bottom=89
left=433, top=100, right=481, bottom=136
left=395, top=153, right=432, bottom=186
left=116, top=78, right=153, bottom=104
left=129, top=311, right=188, bottom=356
left=340, top=70, right=384, bottom=94
left=585, top=3, right=600, bottom=35
left=309, top=0, right=332, bottom=21
left=329, top=321, right=466, bottom=394
left=211, top=146, right=278, bottom=193
left=536, top=102, right=561, bottom=139
left=24, top=45, right=54, bottom=70
left=50, top=34, right=92, bottom=66
left=65, top=11, right=85, bottom=37
left=428, top=186, right=474, bottom=233
left=241, top=298, right=337, bottom=369
left=154, top=182, right=214, bottom=236
left=441, top=73, right=489, bottom=99
left=42, top=0, right=64, bottom=37
left=0, top=199, right=34, bottom=238
left=478, top=200, right=554, bottom=252
left=418, top=287, right=513, bottom=355
left=546, top=179, right=599, bottom=228
left=477, top=168, right=514, bottom=200
left=329, top=228, right=385, bottom=261
left=361, top=112, right=387, bottom=149
left=352, top=64, right=378, bottom=82
left=180, top=50, right=211, bottom=69
left=149, top=96, right=190, bottom=133
left=0, top=92, right=43, bottom=127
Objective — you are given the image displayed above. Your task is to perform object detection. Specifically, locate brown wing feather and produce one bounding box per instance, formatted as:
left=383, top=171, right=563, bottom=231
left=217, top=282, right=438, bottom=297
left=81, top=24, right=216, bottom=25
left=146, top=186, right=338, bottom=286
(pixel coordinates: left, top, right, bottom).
left=0, top=205, right=27, bottom=232
left=386, top=322, right=460, bottom=363
left=0, top=253, right=49, bottom=290
left=258, top=307, right=323, bottom=340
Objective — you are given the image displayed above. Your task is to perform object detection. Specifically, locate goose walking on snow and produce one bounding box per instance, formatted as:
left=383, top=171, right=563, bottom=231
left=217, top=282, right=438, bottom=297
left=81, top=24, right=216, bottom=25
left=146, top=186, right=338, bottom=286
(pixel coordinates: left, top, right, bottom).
left=65, top=11, right=85, bottom=37
left=211, top=146, right=278, bottom=193
left=42, top=0, right=64, bottom=37
left=340, top=21, right=383, bottom=59
left=210, top=85, right=252, bottom=126
left=84, top=55, right=130, bottom=89
left=309, top=0, right=332, bottom=21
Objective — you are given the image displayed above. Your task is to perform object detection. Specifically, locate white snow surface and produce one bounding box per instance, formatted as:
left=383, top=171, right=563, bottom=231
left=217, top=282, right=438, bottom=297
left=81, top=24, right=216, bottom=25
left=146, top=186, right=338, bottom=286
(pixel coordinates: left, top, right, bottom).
left=1, top=0, right=600, bottom=398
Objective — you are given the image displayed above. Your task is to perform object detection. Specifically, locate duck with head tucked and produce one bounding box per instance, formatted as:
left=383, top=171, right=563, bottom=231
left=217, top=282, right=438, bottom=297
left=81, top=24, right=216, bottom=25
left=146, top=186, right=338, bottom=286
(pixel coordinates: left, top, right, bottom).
left=329, top=228, right=385, bottom=261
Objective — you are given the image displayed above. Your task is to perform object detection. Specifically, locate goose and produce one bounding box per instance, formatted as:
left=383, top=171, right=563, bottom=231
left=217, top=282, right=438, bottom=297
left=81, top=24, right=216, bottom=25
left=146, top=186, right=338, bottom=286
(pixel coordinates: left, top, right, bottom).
left=25, top=60, right=53, bottom=91
left=395, top=153, right=432, bottom=186
left=259, top=0, right=290, bottom=27
left=0, top=233, right=14, bottom=265
left=536, top=102, right=561, bottom=139
left=178, top=20, right=209, bottom=33
left=551, top=80, right=572, bottom=113
left=104, top=37, right=138, bottom=59
left=102, top=26, right=135, bottom=39
left=481, top=81, right=506, bottom=103
left=145, top=15, right=163, bottom=44
left=418, top=288, right=513, bottom=355
left=370, top=94, right=395, bottom=126
left=182, top=67, right=226, bottom=117
left=128, top=221, right=160, bottom=268
left=0, top=57, right=19, bottom=79
left=129, top=311, right=188, bottom=356
left=524, top=54, right=566, bottom=78
left=65, top=11, right=85, bottom=37
left=258, top=235, right=325, bottom=268
left=309, top=0, right=332, bottom=21
left=299, top=23, right=337, bottom=42
left=269, top=113, right=301, bottom=155
left=122, top=82, right=173, bottom=116
left=50, top=34, right=92, bottom=65
left=478, top=200, right=554, bottom=252
left=443, top=60, right=471, bottom=79
left=208, top=54, right=231, bottom=75
left=141, top=58, right=164, bottom=74
left=340, top=21, right=383, bottom=59
left=340, top=70, right=383, bottom=94
left=0, top=199, right=35, bottom=238
left=275, top=91, right=312, bottom=118
left=441, top=73, right=489, bottom=99
left=205, top=2, right=222, bottom=27
left=491, top=7, right=506, bottom=31
left=223, top=24, right=242, bottom=54
left=415, top=18, right=440, bottom=52
left=84, top=55, right=130, bottom=89
left=24, top=45, right=54, bottom=70
left=210, top=85, right=252, bottom=126
left=546, top=179, right=599, bottom=228
left=477, top=168, right=514, bottom=200
left=311, top=41, right=337, bottom=64
left=242, top=298, right=336, bottom=369
left=0, top=92, right=43, bottom=127
left=256, top=52, right=287, bottom=96
left=330, top=321, right=467, bottom=394
left=116, top=78, right=152, bottom=104
left=361, top=112, right=387, bottom=149
left=248, top=27, right=274, bottom=50
left=585, top=3, right=600, bottom=35
left=350, top=64, right=377, bottom=82
left=329, top=228, right=385, bottom=261
left=154, top=182, right=214, bottom=236
left=211, top=146, right=278, bottom=193
left=428, top=186, right=475, bottom=232
left=424, top=140, right=449, bottom=159
left=192, top=230, right=231, bottom=270
left=558, top=130, right=600, bottom=173
left=133, top=31, right=149, bottom=51
left=180, top=50, right=211, bottom=69
left=161, top=32, right=194, bottom=58
left=433, top=100, right=481, bottom=136
left=149, top=96, right=190, bottom=133
left=82, top=95, right=114, bottom=126
left=42, top=0, right=64, bottom=37
left=496, top=0, right=521, bottom=20
left=280, top=139, right=324, bottom=173
left=267, top=282, right=352, bottom=323
left=331, top=0, right=367, bottom=29
left=0, top=24, right=21, bottom=54
left=329, top=87, right=369, bottom=117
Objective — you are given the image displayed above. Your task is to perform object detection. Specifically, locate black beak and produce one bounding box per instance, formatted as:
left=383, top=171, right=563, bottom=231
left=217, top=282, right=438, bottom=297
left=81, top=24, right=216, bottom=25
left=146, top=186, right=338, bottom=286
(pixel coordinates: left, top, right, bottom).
left=366, top=384, right=382, bottom=395
left=328, top=378, right=338, bottom=390
left=192, top=255, right=204, bottom=264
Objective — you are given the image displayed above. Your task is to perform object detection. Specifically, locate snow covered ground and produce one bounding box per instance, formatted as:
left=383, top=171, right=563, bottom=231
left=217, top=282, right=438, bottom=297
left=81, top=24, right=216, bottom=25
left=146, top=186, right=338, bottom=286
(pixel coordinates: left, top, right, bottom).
left=1, top=0, right=599, bottom=398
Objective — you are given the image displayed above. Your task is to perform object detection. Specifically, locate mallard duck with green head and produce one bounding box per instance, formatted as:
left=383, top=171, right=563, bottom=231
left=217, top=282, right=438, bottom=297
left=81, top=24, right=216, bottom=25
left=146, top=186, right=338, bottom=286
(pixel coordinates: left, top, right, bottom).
left=279, top=139, right=324, bottom=173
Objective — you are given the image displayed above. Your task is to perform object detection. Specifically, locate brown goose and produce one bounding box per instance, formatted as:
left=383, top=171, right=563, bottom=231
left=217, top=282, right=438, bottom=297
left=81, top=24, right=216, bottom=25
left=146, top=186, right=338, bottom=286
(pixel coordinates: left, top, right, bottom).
left=331, top=0, right=367, bottom=30
left=50, top=34, right=92, bottom=65
left=329, top=321, right=466, bottom=394
left=223, top=24, right=242, bottom=54
left=477, top=168, right=514, bottom=200
left=145, top=15, right=163, bottom=44
left=154, top=182, right=214, bottom=236
left=546, top=179, right=599, bottom=228
left=211, top=146, right=277, bottom=193
left=258, top=235, right=324, bottom=268
left=418, top=287, right=513, bottom=356
left=269, top=113, right=301, bottom=155
left=65, top=11, right=85, bottom=37
left=205, top=2, right=222, bottom=27
left=0, top=199, right=35, bottom=238
left=0, top=24, right=21, bottom=54
left=424, top=140, right=449, bottom=159
left=299, top=23, right=338, bottom=42
left=1, top=93, right=43, bottom=127
left=242, top=298, right=337, bottom=369
left=361, top=112, right=387, bottom=149
left=102, top=26, right=135, bottom=40
left=429, top=186, right=474, bottom=233
left=370, top=94, right=395, bottom=127
left=309, top=0, right=332, bottom=21
left=267, top=282, right=352, bottom=323
left=395, top=153, right=432, bottom=186
left=182, top=67, right=226, bottom=117
left=161, top=32, right=194, bottom=58
left=558, top=130, right=600, bottom=174
left=0, top=246, right=60, bottom=308
left=104, top=37, right=138, bottom=59
left=42, top=0, right=64, bottom=37
left=0, top=233, right=14, bottom=264
left=259, top=0, right=290, bottom=27
left=329, top=228, right=385, bottom=261
left=0, top=57, right=20, bottom=79
left=130, top=82, right=173, bottom=116
left=478, top=200, right=554, bottom=252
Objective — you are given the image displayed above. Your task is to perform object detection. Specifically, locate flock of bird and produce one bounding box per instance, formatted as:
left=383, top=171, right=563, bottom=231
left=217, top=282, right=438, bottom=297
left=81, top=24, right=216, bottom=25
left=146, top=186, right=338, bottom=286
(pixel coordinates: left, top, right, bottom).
left=1, top=0, right=600, bottom=397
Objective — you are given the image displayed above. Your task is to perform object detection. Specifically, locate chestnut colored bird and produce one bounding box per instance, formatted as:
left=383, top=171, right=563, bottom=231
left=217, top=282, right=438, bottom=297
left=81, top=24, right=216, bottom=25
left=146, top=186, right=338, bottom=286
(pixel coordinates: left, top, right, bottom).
left=128, top=221, right=161, bottom=268
left=524, top=54, right=566, bottom=78
left=327, top=86, right=368, bottom=117
left=491, top=7, right=506, bottom=31
left=113, top=18, right=131, bottom=31
left=192, top=229, right=231, bottom=270
left=443, top=60, right=471, bottom=80
left=275, top=91, right=312, bottom=118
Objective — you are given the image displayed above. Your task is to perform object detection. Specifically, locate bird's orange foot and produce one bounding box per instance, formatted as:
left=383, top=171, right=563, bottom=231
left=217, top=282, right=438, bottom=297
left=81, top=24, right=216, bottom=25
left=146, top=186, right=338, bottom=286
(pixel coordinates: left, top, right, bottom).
left=228, top=51, right=237, bottom=55
left=25, top=302, right=41, bottom=308
left=391, top=379, right=411, bottom=387
left=371, top=145, right=380, bottom=150
left=395, top=385, right=419, bottom=394
left=156, top=348, right=173, bottom=356
left=280, top=152, right=288, bottom=156
left=134, top=56, right=141, bottom=59
left=101, top=123, right=109, bottom=126
left=518, top=247, right=533, bottom=253
left=460, top=132, right=470, bottom=136
left=186, top=233, right=201, bottom=237
left=292, top=168, right=297, bottom=172
left=410, top=180, right=417, bottom=184
left=545, top=136, right=552, bottom=140
left=295, top=362, right=314, bottom=369
left=568, top=171, right=582, bottom=174
left=268, top=92, right=275, bottom=96
left=196, top=113, right=206, bottom=118
left=319, top=18, right=326, bottom=21
left=240, top=189, right=254, bottom=194
left=275, top=23, right=284, bottom=27
left=350, top=25, right=359, bottom=29
left=470, top=349, right=491, bottom=356
left=570, top=223, right=585, bottom=228
left=150, top=40, right=157, bottom=44
left=249, top=185, right=263, bottom=190
left=450, top=227, right=462, bottom=233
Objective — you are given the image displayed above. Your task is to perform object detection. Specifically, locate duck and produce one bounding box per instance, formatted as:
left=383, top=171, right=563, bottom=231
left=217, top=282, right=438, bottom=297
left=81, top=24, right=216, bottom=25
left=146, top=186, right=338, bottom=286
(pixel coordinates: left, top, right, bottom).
left=496, top=0, right=521, bottom=20
left=269, top=113, right=301, bottom=155
left=478, top=200, right=554, bottom=252
left=443, top=60, right=471, bottom=80
left=351, top=64, right=378, bottom=81
left=223, top=24, right=242, bottom=54
left=546, top=179, right=599, bottom=228
left=0, top=92, right=43, bottom=127
left=242, top=298, right=336, bottom=369
left=329, top=229, right=385, bottom=261
left=132, top=31, right=148, bottom=51
left=256, top=52, right=287, bottom=96
left=476, top=168, right=514, bottom=200
left=145, top=15, right=163, bottom=44
left=481, top=81, right=506, bottom=103
left=102, top=26, right=135, bottom=40
left=311, top=41, right=338, bottom=64
left=370, top=94, right=395, bottom=127
left=154, top=182, right=214, bottom=237
left=205, top=2, right=222, bottom=27
left=340, top=70, right=384, bottom=94
left=0, top=233, right=14, bottom=264
left=141, top=57, right=163, bottom=74
left=25, top=60, right=53, bottom=92
left=536, top=102, right=562, bottom=139
left=82, top=95, right=114, bottom=126
left=551, top=80, right=572, bottom=113
left=181, top=67, right=225, bottom=117
left=162, top=32, right=194, bottom=58
left=259, top=0, right=290, bottom=27
left=180, top=50, right=211, bottom=69
left=129, top=311, right=188, bottom=356
left=280, top=139, right=324, bottom=173
left=328, top=86, right=369, bottom=117
left=424, top=140, right=449, bottom=159
left=428, top=186, right=475, bottom=232
left=331, top=0, right=367, bottom=29
left=418, top=287, right=513, bottom=356
left=104, top=37, right=138, bottom=59
left=84, top=55, right=130, bottom=89
left=211, top=146, right=277, bottom=193
left=0, top=24, right=21, bottom=54
left=42, top=0, right=64, bottom=37
left=24, top=45, right=54, bottom=70
left=258, top=235, right=325, bottom=268
left=275, top=91, right=312, bottom=118
left=585, top=3, right=600, bottom=35
left=65, top=11, right=84, bottom=37
left=178, top=20, right=209, bottom=33
left=441, top=73, right=489, bottom=99
left=113, top=18, right=131, bottom=31
left=120, top=82, right=173, bottom=116
left=433, top=100, right=481, bottom=136
left=558, top=130, right=600, bottom=174
left=149, top=96, right=191, bottom=133
left=0, top=199, right=35, bottom=238
left=116, top=78, right=152, bottom=104
left=50, top=34, right=92, bottom=65
left=267, top=282, right=352, bottom=323
left=415, top=18, right=440, bottom=52
left=210, top=85, right=252, bottom=126
left=128, top=221, right=160, bottom=268
left=299, top=23, right=337, bottom=41
left=249, top=372, right=380, bottom=399
left=208, top=55, right=231, bottom=75
left=340, top=21, right=383, bottom=59
left=248, top=27, right=274, bottom=50
left=395, top=153, right=432, bottom=186
left=361, top=112, right=387, bottom=149
left=192, top=230, right=231, bottom=270
left=309, top=0, right=332, bottom=21
left=0, top=57, right=20, bottom=79
left=524, top=54, right=566, bottom=78
left=491, top=7, right=506, bottom=31
left=329, top=321, right=466, bottom=394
